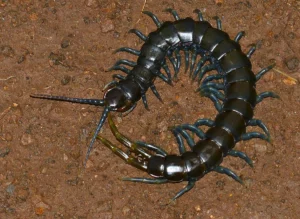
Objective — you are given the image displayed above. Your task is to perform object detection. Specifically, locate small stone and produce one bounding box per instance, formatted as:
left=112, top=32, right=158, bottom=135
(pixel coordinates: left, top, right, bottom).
left=61, top=75, right=71, bottom=85
left=61, top=39, right=70, bottom=48
left=101, top=19, right=114, bottom=33
left=254, top=143, right=267, bottom=153
left=1, top=45, right=15, bottom=57
left=194, top=205, right=201, bottom=212
left=0, top=147, right=10, bottom=157
left=122, top=206, right=130, bottom=216
left=6, top=184, right=15, bottom=195
left=84, top=0, right=99, bottom=8
left=20, top=133, right=34, bottom=146
left=285, top=57, right=299, bottom=70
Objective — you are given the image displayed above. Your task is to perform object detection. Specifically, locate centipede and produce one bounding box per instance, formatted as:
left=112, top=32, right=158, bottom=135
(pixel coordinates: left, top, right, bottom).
left=31, top=9, right=278, bottom=201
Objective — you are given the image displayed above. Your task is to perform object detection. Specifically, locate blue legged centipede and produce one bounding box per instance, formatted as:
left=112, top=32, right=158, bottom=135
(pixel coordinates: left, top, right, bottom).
left=31, top=9, right=278, bottom=198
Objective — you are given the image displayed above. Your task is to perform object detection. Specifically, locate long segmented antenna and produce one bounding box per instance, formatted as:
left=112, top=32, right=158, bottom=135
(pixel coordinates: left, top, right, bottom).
left=84, top=106, right=110, bottom=166
left=30, top=94, right=105, bottom=106
left=30, top=93, right=109, bottom=166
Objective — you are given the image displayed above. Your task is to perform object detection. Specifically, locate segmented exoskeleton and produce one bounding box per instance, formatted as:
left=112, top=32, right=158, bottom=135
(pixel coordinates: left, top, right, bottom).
left=31, top=9, right=278, bottom=199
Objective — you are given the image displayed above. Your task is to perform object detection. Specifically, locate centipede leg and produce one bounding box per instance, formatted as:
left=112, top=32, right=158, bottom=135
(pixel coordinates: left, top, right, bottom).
left=247, top=119, right=270, bottom=138
left=114, top=47, right=141, bottom=56
left=227, top=150, right=253, bottom=167
left=174, top=49, right=181, bottom=80
left=194, top=118, right=214, bottom=127
left=122, top=177, right=168, bottom=184
left=199, top=87, right=225, bottom=101
left=175, top=124, right=206, bottom=140
left=202, top=74, right=223, bottom=84
left=172, top=130, right=187, bottom=154
left=199, top=93, right=222, bottom=112
left=142, top=11, right=162, bottom=28
left=214, top=166, right=243, bottom=184
left=234, top=31, right=246, bottom=42
left=153, top=71, right=173, bottom=85
left=191, top=56, right=210, bottom=80
left=189, top=46, right=198, bottom=76
left=112, top=59, right=136, bottom=67
left=256, top=91, right=279, bottom=104
left=162, top=62, right=173, bottom=81
left=167, top=52, right=179, bottom=74
left=255, top=64, right=275, bottom=81
left=141, top=94, right=150, bottom=110
left=107, top=66, right=130, bottom=74
left=172, top=128, right=195, bottom=150
left=240, top=132, right=270, bottom=142
left=193, top=9, right=204, bottom=21
left=184, top=50, right=189, bottom=73
left=129, top=29, right=148, bottom=41
left=150, top=84, right=163, bottom=103
left=165, top=8, right=180, bottom=20
left=197, top=64, right=216, bottom=84
left=171, top=180, right=196, bottom=201
left=246, top=43, right=256, bottom=58
left=213, top=16, right=222, bottom=30
left=112, top=74, right=126, bottom=80
left=196, top=82, right=225, bottom=92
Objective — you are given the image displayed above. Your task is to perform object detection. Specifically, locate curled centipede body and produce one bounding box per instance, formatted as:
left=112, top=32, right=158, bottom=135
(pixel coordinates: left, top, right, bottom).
left=31, top=9, right=278, bottom=200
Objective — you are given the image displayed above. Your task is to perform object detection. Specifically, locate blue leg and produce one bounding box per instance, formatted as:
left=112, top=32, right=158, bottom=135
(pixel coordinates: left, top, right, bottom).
left=173, top=127, right=195, bottom=149
left=129, top=29, right=148, bottom=41
left=199, top=92, right=223, bottom=112
left=189, top=47, right=198, bottom=76
left=246, top=44, right=256, bottom=58
left=167, top=53, right=178, bottom=74
left=247, top=119, right=270, bottom=139
left=202, top=74, right=223, bottom=84
left=184, top=50, right=189, bottom=73
left=214, top=166, right=243, bottom=184
left=172, top=129, right=187, bottom=154
left=112, top=74, right=126, bottom=80
left=227, top=150, right=253, bottom=167
left=174, top=49, right=181, bottom=80
left=199, top=87, right=225, bottom=101
left=255, top=64, right=275, bottom=81
left=114, top=47, right=140, bottom=56
left=196, top=82, right=225, bottom=92
left=197, top=64, right=216, bottom=84
left=150, top=84, right=163, bottom=103
left=256, top=91, right=279, bottom=104
left=176, top=124, right=206, bottom=140
left=213, top=16, right=222, bottom=30
left=165, top=8, right=180, bottom=20
left=162, top=62, right=172, bottom=81
left=194, top=118, right=214, bottom=127
left=135, top=141, right=168, bottom=156
left=107, top=65, right=130, bottom=74
left=141, top=94, right=149, bottom=110
left=142, top=11, right=162, bottom=28
left=191, top=56, right=210, bottom=80
left=113, top=59, right=136, bottom=67
left=193, top=9, right=204, bottom=21
left=240, top=132, right=270, bottom=142
left=171, top=180, right=196, bottom=201
left=234, top=31, right=245, bottom=42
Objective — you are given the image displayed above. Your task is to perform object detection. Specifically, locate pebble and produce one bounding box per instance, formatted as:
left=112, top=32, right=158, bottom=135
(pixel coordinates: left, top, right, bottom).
left=122, top=206, right=130, bottom=216
left=61, top=39, right=70, bottom=48
left=0, top=147, right=10, bottom=157
left=285, top=57, right=299, bottom=70
left=20, top=133, right=34, bottom=146
left=0, top=45, right=15, bottom=57
left=61, top=75, right=71, bottom=85
left=101, top=19, right=114, bottom=33
left=254, top=143, right=267, bottom=153
left=6, top=184, right=15, bottom=195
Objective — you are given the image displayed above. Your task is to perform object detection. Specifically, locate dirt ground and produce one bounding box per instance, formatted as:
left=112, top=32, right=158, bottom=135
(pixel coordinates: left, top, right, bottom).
left=0, top=0, right=299, bottom=218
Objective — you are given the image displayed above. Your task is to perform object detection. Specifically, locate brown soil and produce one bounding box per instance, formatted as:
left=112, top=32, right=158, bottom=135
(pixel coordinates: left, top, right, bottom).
left=0, top=0, right=299, bottom=218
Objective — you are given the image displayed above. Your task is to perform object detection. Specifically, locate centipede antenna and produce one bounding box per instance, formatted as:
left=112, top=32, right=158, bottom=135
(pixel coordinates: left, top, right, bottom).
left=30, top=94, right=105, bottom=106
left=142, top=11, right=162, bottom=28
left=84, top=106, right=110, bottom=166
